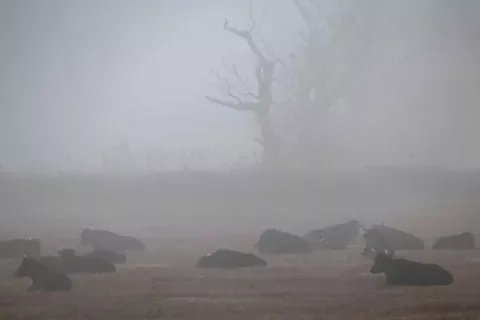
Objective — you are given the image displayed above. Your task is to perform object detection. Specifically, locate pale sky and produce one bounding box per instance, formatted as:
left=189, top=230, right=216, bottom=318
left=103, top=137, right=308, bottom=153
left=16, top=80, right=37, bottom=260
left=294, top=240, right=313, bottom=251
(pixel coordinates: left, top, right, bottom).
left=0, top=0, right=281, bottom=172
left=1, top=0, right=480, bottom=173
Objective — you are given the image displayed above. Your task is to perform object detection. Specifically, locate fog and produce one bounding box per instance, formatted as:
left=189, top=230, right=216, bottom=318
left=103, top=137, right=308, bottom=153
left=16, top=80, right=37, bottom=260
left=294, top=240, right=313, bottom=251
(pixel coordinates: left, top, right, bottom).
left=0, top=0, right=286, bottom=173
left=1, top=0, right=480, bottom=239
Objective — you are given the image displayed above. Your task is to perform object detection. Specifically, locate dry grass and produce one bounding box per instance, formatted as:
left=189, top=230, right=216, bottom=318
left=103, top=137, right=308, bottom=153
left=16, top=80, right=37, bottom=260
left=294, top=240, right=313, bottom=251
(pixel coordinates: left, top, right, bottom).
left=0, top=240, right=480, bottom=319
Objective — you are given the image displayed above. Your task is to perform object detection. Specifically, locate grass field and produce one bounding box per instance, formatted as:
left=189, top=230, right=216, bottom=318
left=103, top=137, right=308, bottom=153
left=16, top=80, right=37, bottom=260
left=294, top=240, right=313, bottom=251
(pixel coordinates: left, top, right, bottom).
left=1, top=239, right=480, bottom=320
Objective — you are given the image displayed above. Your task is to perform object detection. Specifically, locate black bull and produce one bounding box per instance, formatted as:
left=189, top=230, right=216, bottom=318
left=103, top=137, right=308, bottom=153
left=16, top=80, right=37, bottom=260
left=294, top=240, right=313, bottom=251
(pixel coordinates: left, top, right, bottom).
left=363, top=225, right=424, bottom=256
left=41, top=249, right=116, bottom=274
left=15, top=257, right=72, bottom=292
left=432, top=232, right=475, bottom=250
left=371, top=253, right=453, bottom=286
left=80, top=228, right=145, bottom=252
left=256, top=229, right=312, bottom=254
left=304, top=220, right=360, bottom=250
left=196, top=249, right=267, bottom=269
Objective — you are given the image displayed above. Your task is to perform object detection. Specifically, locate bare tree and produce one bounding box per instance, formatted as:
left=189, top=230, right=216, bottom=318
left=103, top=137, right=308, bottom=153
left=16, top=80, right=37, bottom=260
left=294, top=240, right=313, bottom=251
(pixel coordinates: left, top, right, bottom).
left=292, top=0, right=374, bottom=107
left=205, top=9, right=280, bottom=167
left=206, top=0, right=377, bottom=169
left=281, top=0, right=378, bottom=166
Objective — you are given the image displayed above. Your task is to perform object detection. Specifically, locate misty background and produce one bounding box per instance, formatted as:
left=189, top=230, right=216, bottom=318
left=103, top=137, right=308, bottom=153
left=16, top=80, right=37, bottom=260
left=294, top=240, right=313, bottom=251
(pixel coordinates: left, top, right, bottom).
left=1, top=0, right=480, bottom=240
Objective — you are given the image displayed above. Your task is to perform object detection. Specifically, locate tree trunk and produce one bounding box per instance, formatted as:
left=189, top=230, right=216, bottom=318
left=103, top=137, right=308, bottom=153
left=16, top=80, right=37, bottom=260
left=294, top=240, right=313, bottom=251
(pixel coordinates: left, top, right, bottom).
left=256, top=110, right=280, bottom=168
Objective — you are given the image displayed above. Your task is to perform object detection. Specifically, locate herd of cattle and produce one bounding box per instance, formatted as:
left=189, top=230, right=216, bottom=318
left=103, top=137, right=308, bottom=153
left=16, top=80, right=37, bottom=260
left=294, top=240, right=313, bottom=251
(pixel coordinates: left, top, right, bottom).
left=1, top=221, right=476, bottom=292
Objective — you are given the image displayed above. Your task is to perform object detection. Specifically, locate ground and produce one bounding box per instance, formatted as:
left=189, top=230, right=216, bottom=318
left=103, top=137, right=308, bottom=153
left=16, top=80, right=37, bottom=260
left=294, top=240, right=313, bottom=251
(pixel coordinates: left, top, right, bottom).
left=1, top=239, right=480, bottom=320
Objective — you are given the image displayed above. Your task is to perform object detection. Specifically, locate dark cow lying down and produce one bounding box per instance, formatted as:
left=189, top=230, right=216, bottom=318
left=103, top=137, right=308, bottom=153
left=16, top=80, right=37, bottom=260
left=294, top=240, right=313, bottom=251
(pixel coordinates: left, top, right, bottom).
left=40, top=249, right=116, bottom=274
left=83, top=249, right=126, bottom=264
left=363, top=224, right=424, bottom=257
left=432, top=232, right=475, bottom=250
left=304, top=220, right=360, bottom=250
left=81, top=228, right=145, bottom=253
left=363, top=227, right=395, bottom=257
left=196, top=249, right=267, bottom=269
left=370, top=253, right=453, bottom=286
left=15, top=256, right=72, bottom=292
left=256, top=229, right=312, bottom=254
left=59, top=249, right=116, bottom=273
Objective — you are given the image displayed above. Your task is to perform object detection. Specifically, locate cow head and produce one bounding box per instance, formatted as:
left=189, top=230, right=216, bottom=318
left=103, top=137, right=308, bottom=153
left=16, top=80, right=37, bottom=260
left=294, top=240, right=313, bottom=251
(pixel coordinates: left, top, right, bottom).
left=15, top=255, right=37, bottom=277
left=370, top=252, right=392, bottom=274
left=80, top=228, right=93, bottom=246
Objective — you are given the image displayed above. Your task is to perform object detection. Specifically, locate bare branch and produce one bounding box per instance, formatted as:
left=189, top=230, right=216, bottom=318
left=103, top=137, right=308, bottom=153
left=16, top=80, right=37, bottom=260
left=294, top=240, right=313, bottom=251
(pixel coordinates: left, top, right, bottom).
left=205, top=96, right=257, bottom=111
left=231, top=61, right=250, bottom=94
left=231, top=61, right=242, bottom=81
left=248, top=0, right=256, bottom=30
left=224, top=19, right=268, bottom=64
left=255, top=137, right=265, bottom=147
left=220, top=61, right=259, bottom=101
left=213, top=16, right=280, bottom=164
left=256, top=30, right=276, bottom=61
left=294, top=0, right=314, bottom=32
left=225, top=86, right=244, bottom=104
left=210, top=68, right=228, bottom=88
left=246, top=92, right=259, bottom=99
left=221, top=56, right=232, bottom=73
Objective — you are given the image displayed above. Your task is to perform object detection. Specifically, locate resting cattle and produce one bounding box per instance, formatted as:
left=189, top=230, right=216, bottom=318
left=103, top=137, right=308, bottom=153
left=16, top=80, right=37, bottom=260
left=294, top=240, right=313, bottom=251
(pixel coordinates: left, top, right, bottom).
left=256, top=229, right=312, bottom=254
left=57, top=249, right=116, bottom=274
left=38, top=255, right=64, bottom=273
left=58, top=249, right=76, bottom=258
left=304, top=220, right=360, bottom=250
left=196, top=249, right=267, bottom=269
left=432, top=232, right=475, bottom=250
left=15, top=256, right=72, bottom=292
left=83, top=249, right=126, bottom=264
left=80, top=228, right=145, bottom=253
left=363, top=227, right=395, bottom=257
left=0, top=238, right=41, bottom=258
left=363, top=225, right=424, bottom=256
left=370, top=252, right=453, bottom=286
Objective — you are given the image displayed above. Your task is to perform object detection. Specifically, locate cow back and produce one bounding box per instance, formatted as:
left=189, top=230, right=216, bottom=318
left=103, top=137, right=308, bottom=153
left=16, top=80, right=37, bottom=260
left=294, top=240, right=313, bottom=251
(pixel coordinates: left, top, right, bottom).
left=0, top=239, right=41, bottom=258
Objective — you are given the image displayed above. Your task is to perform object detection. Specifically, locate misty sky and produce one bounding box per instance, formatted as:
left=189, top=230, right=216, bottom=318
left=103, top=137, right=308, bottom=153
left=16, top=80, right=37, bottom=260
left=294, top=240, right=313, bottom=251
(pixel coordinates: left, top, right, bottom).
left=0, top=0, right=283, bottom=172
left=1, top=0, right=480, bottom=173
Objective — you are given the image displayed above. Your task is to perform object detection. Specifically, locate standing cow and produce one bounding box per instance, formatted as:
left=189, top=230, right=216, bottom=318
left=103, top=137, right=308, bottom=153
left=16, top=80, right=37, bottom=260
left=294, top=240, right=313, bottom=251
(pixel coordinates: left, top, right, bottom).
left=15, top=255, right=72, bottom=292
left=370, top=252, right=453, bottom=286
